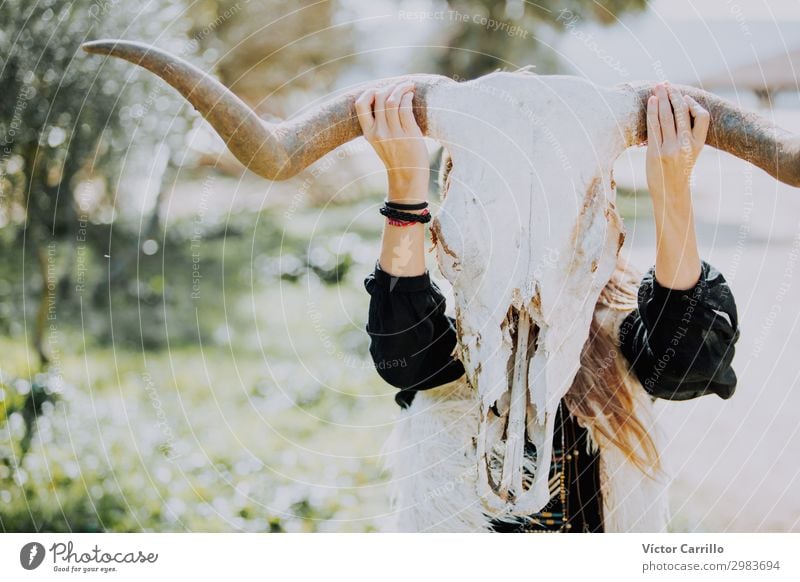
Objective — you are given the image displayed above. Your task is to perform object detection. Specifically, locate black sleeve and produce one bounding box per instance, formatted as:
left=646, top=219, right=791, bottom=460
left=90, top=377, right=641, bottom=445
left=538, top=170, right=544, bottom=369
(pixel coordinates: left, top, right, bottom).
left=619, top=260, right=740, bottom=401
left=364, top=262, right=466, bottom=408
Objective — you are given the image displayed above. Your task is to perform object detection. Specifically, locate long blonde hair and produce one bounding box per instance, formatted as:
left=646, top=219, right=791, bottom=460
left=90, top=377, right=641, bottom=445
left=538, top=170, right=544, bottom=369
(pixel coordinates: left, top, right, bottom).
left=436, top=148, right=660, bottom=474
left=566, top=261, right=661, bottom=474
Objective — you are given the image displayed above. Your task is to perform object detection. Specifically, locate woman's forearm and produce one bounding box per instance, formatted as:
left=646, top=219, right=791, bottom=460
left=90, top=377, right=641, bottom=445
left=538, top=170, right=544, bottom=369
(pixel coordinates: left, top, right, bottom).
left=378, top=187, right=428, bottom=277
left=354, top=80, right=431, bottom=278
left=652, top=187, right=702, bottom=290
left=379, top=216, right=428, bottom=277
left=646, top=82, right=710, bottom=291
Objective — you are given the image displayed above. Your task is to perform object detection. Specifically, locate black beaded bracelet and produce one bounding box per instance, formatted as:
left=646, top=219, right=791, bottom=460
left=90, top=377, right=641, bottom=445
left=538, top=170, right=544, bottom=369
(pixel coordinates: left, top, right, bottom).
left=384, top=199, right=428, bottom=211
left=379, top=205, right=432, bottom=223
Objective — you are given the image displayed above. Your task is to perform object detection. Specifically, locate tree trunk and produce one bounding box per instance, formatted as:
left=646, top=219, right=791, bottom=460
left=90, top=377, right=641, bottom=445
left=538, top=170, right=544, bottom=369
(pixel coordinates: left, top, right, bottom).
left=33, top=239, right=55, bottom=367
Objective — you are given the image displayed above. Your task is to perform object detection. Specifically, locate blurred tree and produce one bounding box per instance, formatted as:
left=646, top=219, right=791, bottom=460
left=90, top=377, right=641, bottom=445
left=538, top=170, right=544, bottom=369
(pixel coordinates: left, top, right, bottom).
left=0, top=0, right=198, bottom=364
left=183, top=1, right=358, bottom=199
left=430, top=0, right=647, bottom=79
left=188, top=0, right=356, bottom=115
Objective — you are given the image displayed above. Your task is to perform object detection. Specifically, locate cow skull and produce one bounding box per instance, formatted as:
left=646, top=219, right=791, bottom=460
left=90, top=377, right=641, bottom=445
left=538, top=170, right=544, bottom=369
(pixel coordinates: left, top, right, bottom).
left=427, top=72, right=630, bottom=513
left=83, top=39, right=800, bottom=515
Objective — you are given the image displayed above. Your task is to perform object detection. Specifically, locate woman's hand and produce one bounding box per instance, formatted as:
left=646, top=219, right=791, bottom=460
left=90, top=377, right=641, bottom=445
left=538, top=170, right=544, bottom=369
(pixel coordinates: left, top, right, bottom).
left=646, top=82, right=709, bottom=199
left=646, top=82, right=710, bottom=290
left=355, top=80, right=429, bottom=203
left=355, top=81, right=429, bottom=277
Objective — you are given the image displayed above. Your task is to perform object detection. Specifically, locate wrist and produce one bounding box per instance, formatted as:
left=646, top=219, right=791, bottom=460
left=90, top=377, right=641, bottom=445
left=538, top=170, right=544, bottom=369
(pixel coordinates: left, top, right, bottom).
left=387, top=173, right=428, bottom=202
left=650, top=189, right=693, bottom=223
left=653, top=201, right=695, bottom=233
left=648, top=180, right=691, bottom=201
left=388, top=192, right=428, bottom=205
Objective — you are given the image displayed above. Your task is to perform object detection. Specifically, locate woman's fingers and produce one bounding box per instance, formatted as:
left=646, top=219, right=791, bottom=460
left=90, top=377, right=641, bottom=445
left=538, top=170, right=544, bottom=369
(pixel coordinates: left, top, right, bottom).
left=646, top=95, right=662, bottom=153
left=373, top=86, right=390, bottom=135
left=685, top=95, right=710, bottom=146
left=655, top=84, right=676, bottom=145
left=399, top=90, right=418, bottom=134
left=386, top=81, right=413, bottom=134
left=668, top=85, right=692, bottom=151
left=354, top=89, right=376, bottom=135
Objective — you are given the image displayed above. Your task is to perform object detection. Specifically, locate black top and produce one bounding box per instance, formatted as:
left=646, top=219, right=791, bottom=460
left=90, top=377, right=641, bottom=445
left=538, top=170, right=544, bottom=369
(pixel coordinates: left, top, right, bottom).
left=363, top=260, right=740, bottom=532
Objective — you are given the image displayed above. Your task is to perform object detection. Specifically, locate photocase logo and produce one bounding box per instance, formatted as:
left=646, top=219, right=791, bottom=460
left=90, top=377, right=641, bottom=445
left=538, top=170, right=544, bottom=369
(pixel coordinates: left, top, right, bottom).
left=20, top=542, right=46, bottom=570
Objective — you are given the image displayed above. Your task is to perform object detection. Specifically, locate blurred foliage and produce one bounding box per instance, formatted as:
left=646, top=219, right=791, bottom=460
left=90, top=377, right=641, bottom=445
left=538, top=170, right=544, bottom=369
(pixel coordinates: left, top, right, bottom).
left=0, top=0, right=202, bottom=363
left=0, top=199, right=395, bottom=533
left=430, top=0, right=647, bottom=78
left=616, top=185, right=652, bottom=220
left=188, top=0, right=355, bottom=112
left=0, top=0, right=198, bottom=232
left=0, top=186, right=363, bottom=349
left=0, top=372, right=61, bottom=463
left=0, top=0, right=378, bottom=529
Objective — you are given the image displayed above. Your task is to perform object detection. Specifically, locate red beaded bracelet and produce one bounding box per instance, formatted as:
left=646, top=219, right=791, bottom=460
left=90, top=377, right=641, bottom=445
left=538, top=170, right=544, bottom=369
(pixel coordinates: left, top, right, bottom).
left=386, top=208, right=430, bottom=227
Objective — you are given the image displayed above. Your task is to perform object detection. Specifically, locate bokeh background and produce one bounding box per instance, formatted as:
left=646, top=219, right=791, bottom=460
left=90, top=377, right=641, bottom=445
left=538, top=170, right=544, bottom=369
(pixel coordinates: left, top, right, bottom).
left=1, top=0, right=798, bottom=532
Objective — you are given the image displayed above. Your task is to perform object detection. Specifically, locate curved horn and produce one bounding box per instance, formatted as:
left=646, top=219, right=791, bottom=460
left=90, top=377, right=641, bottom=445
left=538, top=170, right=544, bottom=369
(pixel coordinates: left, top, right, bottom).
left=620, top=81, right=800, bottom=188
left=82, top=40, right=453, bottom=180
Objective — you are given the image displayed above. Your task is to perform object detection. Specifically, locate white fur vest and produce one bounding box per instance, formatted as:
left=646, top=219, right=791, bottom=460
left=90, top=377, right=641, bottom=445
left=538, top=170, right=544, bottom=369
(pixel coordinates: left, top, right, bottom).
left=379, top=304, right=672, bottom=533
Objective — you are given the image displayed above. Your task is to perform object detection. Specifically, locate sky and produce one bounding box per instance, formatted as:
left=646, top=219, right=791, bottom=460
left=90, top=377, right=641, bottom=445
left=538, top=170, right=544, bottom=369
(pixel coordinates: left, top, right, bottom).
left=557, top=0, right=800, bottom=90
left=652, top=0, right=800, bottom=21
left=338, top=0, right=800, bottom=100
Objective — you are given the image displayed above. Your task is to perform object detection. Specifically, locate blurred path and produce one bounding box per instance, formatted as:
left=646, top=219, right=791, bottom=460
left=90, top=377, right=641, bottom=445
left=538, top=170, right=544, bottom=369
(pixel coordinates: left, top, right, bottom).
left=624, top=216, right=800, bottom=532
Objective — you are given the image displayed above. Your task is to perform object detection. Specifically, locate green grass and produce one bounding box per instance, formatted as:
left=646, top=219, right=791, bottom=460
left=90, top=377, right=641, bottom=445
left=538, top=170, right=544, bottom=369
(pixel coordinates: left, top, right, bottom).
left=1, top=198, right=403, bottom=532
left=616, top=185, right=652, bottom=220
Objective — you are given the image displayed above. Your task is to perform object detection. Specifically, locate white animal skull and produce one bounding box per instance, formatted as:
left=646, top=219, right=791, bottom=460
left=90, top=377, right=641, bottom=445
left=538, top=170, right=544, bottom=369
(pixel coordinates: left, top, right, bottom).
left=427, top=71, right=628, bottom=512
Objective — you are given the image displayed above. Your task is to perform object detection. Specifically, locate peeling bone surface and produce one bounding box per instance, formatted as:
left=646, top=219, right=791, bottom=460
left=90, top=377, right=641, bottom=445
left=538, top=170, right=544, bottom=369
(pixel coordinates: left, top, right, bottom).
left=425, top=72, right=633, bottom=514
